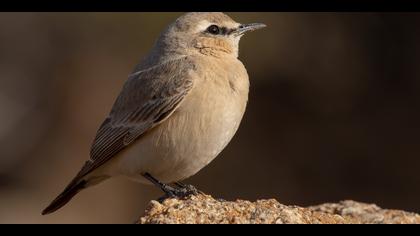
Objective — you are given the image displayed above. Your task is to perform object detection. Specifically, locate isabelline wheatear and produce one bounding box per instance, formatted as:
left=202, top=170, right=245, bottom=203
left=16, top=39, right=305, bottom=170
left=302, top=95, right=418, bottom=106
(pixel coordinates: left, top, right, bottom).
left=42, top=12, right=266, bottom=215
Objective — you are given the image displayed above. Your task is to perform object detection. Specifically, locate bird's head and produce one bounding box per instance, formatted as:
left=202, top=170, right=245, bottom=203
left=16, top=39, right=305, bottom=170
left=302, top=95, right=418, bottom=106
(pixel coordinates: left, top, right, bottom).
left=155, top=12, right=266, bottom=59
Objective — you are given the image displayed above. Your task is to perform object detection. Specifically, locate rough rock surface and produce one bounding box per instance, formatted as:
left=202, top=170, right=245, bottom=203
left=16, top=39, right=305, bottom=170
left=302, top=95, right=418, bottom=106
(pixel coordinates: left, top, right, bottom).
left=138, top=194, right=420, bottom=224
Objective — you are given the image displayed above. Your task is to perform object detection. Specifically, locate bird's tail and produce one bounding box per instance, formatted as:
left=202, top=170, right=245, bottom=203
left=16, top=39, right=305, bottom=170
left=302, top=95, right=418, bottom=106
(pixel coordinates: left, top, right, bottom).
left=41, top=179, right=87, bottom=215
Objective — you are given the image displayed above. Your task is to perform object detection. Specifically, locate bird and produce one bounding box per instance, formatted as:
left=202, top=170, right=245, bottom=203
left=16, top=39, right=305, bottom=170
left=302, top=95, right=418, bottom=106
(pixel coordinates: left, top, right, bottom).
left=42, top=12, right=266, bottom=215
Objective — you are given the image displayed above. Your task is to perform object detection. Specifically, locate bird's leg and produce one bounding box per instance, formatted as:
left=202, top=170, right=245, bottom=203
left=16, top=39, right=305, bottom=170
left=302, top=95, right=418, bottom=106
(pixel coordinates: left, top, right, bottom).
left=142, top=173, right=178, bottom=198
left=174, top=181, right=204, bottom=195
left=142, top=173, right=199, bottom=201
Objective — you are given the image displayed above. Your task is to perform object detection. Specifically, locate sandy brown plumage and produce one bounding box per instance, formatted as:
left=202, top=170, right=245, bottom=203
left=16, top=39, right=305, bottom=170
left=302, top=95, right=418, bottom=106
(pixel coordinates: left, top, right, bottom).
left=42, top=12, right=265, bottom=215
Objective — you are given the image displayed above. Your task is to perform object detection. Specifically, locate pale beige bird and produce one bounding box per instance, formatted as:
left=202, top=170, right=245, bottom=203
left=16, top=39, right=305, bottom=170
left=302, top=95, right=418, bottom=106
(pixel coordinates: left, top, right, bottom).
left=42, top=12, right=265, bottom=215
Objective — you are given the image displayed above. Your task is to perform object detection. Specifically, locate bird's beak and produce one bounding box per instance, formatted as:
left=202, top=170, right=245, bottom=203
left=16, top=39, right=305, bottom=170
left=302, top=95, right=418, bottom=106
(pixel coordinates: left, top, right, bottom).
left=234, top=23, right=266, bottom=36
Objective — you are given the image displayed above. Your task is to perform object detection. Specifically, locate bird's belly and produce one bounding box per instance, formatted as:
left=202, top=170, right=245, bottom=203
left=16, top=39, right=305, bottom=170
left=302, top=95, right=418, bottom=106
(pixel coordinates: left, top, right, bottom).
left=111, top=87, right=247, bottom=184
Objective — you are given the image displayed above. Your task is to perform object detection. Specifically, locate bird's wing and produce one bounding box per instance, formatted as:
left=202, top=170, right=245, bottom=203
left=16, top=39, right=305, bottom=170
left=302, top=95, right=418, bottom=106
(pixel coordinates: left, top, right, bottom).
left=77, top=56, right=195, bottom=182
left=42, top=56, right=196, bottom=215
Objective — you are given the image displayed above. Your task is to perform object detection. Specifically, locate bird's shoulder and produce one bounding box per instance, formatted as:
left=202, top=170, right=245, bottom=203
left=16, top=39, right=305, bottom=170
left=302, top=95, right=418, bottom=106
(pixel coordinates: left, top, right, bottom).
left=109, top=55, right=199, bottom=121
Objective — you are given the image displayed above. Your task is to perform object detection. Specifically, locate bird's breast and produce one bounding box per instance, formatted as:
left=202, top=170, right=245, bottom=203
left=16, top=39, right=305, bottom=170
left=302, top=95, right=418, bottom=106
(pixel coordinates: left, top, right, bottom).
left=113, top=57, right=250, bottom=183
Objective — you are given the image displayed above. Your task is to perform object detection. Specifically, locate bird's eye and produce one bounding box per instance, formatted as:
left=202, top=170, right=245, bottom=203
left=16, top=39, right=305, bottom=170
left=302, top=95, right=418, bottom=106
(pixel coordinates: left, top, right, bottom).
left=206, top=25, right=220, bottom=35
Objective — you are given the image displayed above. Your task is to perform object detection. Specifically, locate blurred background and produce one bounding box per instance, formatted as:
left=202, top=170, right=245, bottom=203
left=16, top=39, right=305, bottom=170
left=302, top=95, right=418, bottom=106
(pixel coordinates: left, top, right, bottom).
left=0, top=12, right=419, bottom=223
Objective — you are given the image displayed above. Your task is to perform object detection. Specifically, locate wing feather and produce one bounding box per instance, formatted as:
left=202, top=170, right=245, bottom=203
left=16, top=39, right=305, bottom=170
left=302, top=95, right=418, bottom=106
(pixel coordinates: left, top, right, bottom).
left=73, top=56, right=195, bottom=181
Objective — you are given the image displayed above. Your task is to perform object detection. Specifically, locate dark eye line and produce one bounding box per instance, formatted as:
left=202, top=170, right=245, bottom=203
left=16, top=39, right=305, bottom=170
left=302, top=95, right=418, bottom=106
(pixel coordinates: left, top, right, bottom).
left=205, top=26, right=235, bottom=36
left=220, top=27, right=232, bottom=35
left=224, top=28, right=236, bottom=35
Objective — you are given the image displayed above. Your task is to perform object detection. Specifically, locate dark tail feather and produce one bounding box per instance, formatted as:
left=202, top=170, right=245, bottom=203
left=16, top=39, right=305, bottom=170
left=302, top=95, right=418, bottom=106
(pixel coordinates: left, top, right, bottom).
left=42, top=180, right=87, bottom=215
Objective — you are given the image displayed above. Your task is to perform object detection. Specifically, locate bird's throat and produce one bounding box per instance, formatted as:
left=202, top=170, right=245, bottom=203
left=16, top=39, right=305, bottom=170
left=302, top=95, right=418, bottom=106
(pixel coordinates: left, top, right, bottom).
left=193, top=37, right=237, bottom=58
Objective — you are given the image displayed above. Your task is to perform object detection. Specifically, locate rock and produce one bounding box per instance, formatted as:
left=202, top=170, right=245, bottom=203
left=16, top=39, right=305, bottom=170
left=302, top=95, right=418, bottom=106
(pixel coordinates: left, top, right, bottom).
left=310, top=200, right=420, bottom=224
left=138, top=194, right=420, bottom=224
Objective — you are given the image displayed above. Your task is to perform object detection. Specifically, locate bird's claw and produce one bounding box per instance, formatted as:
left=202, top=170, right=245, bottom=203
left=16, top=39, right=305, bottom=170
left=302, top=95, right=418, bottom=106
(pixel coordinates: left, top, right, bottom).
left=157, top=183, right=202, bottom=202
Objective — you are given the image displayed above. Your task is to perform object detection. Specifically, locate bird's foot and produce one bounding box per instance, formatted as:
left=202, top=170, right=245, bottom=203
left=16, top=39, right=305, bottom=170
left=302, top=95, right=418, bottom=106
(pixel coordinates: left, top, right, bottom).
left=142, top=173, right=203, bottom=202
left=157, top=182, right=203, bottom=202
left=174, top=182, right=204, bottom=195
